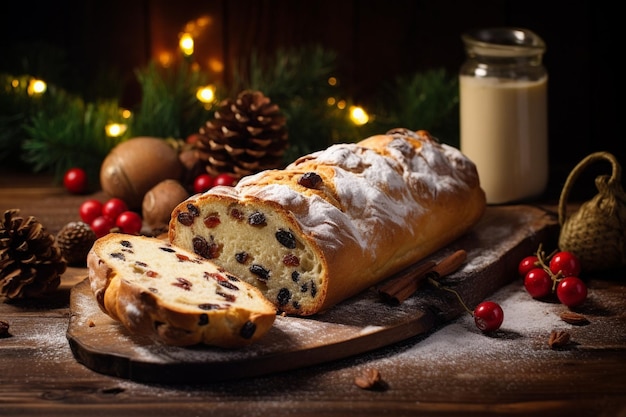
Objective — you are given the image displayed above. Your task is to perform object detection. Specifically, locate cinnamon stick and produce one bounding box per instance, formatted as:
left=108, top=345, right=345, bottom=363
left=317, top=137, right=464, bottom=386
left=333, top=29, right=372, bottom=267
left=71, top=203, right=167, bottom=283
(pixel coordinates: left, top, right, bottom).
left=378, top=249, right=467, bottom=306
left=378, top=260, right=436, bottom=306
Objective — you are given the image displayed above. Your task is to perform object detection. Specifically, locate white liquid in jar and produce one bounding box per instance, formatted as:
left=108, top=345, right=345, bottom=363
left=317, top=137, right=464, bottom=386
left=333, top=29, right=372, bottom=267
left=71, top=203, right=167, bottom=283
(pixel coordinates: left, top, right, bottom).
left=460, top=75, right=548, bottom=204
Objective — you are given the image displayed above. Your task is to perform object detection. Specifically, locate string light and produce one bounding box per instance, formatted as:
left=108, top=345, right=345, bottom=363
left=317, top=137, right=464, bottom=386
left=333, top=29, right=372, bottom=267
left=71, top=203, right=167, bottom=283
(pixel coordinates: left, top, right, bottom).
left=196, top=85, right=215, bottom=104
left=105, top=123, right=127, bottom=137
left=179, top=33, right=194, bottom=56
left=349, top=105, right=369, bottom=125
left=27, top=78, right=46, bottom=96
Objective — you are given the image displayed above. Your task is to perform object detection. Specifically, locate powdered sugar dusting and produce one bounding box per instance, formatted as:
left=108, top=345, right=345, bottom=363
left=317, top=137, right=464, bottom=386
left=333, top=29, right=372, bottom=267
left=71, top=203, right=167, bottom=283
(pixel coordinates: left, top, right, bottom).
left=212, top=130, right=480, bottom=259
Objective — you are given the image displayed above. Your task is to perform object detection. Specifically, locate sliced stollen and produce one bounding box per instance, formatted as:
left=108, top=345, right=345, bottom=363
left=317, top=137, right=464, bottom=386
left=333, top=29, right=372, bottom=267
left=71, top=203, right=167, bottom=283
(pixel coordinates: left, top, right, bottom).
left=87, top=233, right=277, bottom=347
left=169, top=128, right=486, bottom=316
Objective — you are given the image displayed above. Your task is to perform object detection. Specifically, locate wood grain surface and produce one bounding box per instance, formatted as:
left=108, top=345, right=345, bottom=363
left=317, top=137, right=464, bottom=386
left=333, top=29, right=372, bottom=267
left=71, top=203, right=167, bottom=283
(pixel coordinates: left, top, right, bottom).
left=1, top=183, right=625, bottom=416
left=66, top=205, right=557, bottom=383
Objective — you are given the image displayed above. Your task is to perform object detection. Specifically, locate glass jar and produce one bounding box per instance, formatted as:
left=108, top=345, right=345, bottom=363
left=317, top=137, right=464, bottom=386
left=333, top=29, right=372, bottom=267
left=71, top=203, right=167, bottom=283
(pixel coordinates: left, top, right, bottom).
left=459, top=27, right=548, bottom=204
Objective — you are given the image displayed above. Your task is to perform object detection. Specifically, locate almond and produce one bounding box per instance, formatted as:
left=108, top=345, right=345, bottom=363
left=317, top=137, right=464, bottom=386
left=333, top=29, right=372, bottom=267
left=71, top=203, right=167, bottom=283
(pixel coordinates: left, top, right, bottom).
left=549, top=330, right=571, bottom=348
left=560, top=311, right=589, bottom=325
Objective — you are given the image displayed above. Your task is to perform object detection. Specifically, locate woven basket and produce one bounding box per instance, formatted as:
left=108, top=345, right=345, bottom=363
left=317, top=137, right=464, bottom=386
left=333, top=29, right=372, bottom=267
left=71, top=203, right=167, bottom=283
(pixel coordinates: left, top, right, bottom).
left=558, top=152, right=626, bottom=272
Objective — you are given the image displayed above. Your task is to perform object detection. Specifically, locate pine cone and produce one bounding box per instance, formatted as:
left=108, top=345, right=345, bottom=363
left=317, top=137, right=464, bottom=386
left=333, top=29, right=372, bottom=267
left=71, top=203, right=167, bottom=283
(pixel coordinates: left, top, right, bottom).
left=56, top=221, right=97, bottom=266
left=0, top=209, right=66, bottom=299
left=195, top=90, right=288, bottom=178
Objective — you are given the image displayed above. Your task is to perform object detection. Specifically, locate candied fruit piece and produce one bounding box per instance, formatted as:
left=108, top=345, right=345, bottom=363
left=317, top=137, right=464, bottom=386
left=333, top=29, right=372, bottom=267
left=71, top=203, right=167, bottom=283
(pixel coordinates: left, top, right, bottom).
left=203, top=213, right=221, bottom=228
left=283, top=253, right=300, bottom=266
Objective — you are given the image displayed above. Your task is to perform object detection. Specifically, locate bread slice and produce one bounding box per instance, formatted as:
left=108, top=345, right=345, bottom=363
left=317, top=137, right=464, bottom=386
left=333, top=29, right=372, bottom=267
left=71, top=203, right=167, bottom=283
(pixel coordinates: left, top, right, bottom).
left=169, top=129, right=486, bottom=316
left=87, top=233, right=277, bottom=347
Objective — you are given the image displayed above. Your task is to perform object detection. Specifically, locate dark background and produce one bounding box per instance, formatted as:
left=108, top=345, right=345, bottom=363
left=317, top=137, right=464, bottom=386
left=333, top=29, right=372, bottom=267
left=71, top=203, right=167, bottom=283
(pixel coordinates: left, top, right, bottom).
left=0, top=0, right=620, bottom=202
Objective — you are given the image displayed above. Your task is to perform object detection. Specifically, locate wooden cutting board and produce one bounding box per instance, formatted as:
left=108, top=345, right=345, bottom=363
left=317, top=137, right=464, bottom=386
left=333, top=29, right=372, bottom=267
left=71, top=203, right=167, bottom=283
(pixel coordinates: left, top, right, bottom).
left=67, top=205, right=558, bottom=383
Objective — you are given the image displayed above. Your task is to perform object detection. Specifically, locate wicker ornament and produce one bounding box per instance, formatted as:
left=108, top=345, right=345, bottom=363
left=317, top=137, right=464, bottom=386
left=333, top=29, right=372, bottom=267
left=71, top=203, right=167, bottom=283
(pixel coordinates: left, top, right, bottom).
left=558, top=152, right=626, bottom=272
left=0, top=209, right=66, bottom=299
left=195, top=90, right=288, bottom=179
left=56, top=221, right=97, bottom=266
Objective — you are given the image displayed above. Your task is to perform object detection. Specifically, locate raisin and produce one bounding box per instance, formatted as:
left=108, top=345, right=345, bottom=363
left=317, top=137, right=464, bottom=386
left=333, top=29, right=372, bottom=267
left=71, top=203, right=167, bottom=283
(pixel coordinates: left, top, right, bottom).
left=298, top=172, right=322, bottom=189
left=203, top=213, right=221, bottom=228
left=187, top=203, right=200, bottom=217
left=283, top=253, right=300, bottom=266
left=120, top=240, right=132, bottom=248
left=240, top=321, right=257, bottom=339
left=291, top=271, right=300, bottom=282
left=159, top=246, right=176, bottom=253
left=248, top=211, right=267, bottom=226
left=198, top=314, right=209, bottom=326
left=300, top=282, right=309, bottom=292
left=276, top=229, right=297, bottom=249
left=250, top=264, right=270, bottom=281
left=292, top=301, right=300, bottom=310
left=198, top=303, right=221, bottom=310
left=135, top=261, right=148, bottom=267
left=192, top=235, right=221, bottom=259
left=277, top=288, right=291, bottom=306
left=172, top=277, right=192, bottom=291
left=230, top=208, right=245, bottom=221
left=235, top=251, right=249, bottom=264
left=226, top=274, right=240, bottom=282
left=110, top=252, right=125, bottom=261
left=177, top=212, right=195, bottom=226
left=310, top=281, right=317, bottom=297
left=218, top=280, right=239, bottom=291
left=217, top=291, right=236, bottom=302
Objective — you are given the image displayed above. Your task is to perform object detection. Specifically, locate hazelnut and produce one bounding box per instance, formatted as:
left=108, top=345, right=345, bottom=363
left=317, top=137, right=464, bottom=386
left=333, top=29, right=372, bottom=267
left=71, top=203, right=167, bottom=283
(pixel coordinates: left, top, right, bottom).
left=142, top=179, right=190, bottom=231
left=100, top=137, right=184, bottom=209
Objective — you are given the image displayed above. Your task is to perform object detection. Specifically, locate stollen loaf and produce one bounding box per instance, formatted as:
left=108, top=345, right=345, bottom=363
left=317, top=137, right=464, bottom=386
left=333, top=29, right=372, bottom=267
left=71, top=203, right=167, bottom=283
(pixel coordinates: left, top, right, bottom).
left=87, top=233, right=277, bottom=347
left=169, top=128, right=486, bottom=316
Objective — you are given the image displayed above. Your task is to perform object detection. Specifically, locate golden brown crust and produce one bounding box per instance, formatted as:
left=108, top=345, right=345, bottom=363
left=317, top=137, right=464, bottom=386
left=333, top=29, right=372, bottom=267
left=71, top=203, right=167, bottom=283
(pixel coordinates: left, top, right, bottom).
left=169, top=129, right=486, bottom=315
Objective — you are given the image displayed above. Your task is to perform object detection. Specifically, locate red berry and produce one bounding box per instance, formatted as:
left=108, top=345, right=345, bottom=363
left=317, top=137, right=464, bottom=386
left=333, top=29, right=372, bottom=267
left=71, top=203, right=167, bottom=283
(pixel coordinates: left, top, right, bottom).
left=214, top=173, right=237, bottom=187
left=524, top=268, right=553, bottom=299
left=90, top=216, right=114, bottom=238
left=556, top=276, right=588, bottom=307
left=102, top=198, right=128, bottom=221
left=115, top=211, right=143, bottom=235
left=473, top=301, right=504, bottom=332
left=193, top=174, right=214, bottom=194
left=79, top=199, right=103, bottom=224
left=549, top=251, right=581, bottom=277
left=63, top=167, right=88, bottom=194
left=518, top=255, right=539, bottom=277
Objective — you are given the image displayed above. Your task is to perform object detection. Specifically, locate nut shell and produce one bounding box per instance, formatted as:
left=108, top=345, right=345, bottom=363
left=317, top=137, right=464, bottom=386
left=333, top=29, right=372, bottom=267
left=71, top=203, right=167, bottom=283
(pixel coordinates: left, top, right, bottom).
left=142, top=179, right=190, bottom=232
left=100, top=137, right=184, bottom=209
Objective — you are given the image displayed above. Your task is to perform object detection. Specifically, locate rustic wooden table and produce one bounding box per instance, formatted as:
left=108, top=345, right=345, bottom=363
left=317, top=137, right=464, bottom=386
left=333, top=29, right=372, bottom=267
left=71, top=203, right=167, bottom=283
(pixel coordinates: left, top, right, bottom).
left=1, top=174, right=625, bottom=416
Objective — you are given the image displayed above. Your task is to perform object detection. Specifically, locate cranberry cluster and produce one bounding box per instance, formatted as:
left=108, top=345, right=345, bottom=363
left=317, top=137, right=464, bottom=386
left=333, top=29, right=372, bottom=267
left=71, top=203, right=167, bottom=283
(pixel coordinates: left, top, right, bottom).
left=79, top=198, right=143, bottom=238
left=519, top=246, right=587, bottom=308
